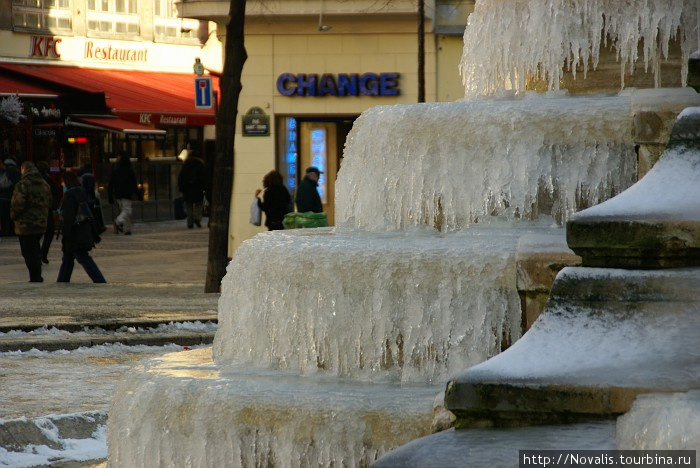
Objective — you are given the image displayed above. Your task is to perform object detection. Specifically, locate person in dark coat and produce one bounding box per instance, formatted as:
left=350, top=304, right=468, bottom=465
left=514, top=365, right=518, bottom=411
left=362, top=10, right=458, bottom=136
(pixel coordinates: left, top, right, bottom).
left=57, top=171, right=106, bottom=283
left=10, top=161, right=52, bottom=282
left=255, top=170, right=292, bottom=231
left=295, top=166, right=324, bottom=213
left=36, top=161, right=62, bottom=264
left=177, top=152, right=206, bottom=228
left=107, top=154, right=140, bottom=235
left=0, top=157, right=21, bottom=237
left=79, top=164, right=106, bottom=235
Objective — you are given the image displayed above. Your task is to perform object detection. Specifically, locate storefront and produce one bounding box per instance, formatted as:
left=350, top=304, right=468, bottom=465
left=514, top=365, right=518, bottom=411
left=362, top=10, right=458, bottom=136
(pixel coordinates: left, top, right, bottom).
left=176, top=0, right=471, bottom=251
left=0, top=30, right=221, bottom=220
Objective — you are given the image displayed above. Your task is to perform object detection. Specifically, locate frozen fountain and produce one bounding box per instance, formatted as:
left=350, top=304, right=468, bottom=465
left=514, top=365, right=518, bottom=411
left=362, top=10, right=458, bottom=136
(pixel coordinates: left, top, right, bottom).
left=107, top=1, right=700, bottom=467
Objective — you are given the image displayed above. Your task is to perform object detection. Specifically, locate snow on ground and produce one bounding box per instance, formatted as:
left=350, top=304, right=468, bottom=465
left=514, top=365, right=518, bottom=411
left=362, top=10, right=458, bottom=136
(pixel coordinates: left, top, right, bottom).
left=0, top=337, right=212, bottom=467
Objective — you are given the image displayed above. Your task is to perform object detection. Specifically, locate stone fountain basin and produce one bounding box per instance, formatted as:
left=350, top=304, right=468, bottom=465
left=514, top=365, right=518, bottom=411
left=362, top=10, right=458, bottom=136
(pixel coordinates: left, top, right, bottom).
left=445, top=266, right=700, bottom=426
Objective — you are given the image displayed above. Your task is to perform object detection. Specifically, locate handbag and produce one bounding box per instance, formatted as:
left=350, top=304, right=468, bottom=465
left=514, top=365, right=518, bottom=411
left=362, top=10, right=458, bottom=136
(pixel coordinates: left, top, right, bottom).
left=249, top=197, right=262, bottom=226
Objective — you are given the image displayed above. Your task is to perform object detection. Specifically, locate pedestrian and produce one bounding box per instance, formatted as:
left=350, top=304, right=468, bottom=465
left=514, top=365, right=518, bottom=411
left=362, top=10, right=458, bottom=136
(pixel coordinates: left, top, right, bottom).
left=0, top=157, right=21, bottom=237
left=107, top=154, right=140, bottom=235
left=177, top=150, right=206, bottom=228
left=36, top=161, right=62, bottom=264
left=57, top=170, right=106, bottom=283
left=255, top=170, right=292, bottom=231
left=10, top=161, right=52, bottom=282
left=295, top=166, right=324, bottom=213
left=79, top=163, right=106, bottom=234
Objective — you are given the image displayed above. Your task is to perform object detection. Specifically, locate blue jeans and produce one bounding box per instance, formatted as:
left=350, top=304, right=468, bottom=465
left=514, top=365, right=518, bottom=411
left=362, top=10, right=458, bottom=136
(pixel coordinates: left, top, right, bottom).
left=57, top=250, right=106, bottom=283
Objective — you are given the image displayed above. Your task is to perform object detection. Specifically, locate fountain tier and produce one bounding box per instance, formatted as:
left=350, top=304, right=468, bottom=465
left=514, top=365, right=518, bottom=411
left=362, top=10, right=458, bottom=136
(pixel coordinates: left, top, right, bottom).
left=336, top=95, right=636, bottom=231
left=213, top=226, right=540, bottom=384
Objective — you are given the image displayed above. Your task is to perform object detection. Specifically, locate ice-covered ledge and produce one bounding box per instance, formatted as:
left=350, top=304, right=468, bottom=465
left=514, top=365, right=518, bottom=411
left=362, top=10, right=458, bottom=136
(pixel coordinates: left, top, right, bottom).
left=567, top=107, right=700, bottom=269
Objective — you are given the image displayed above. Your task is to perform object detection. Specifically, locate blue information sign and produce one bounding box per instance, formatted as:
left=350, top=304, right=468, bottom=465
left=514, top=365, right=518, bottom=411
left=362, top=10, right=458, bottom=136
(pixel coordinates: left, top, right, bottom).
left=194, top=76, right=213, bottom=109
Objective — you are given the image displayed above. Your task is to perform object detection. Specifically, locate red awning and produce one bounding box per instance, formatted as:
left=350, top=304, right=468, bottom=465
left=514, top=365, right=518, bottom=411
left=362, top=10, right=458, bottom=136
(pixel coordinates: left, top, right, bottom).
left=0, top=73, right=60, bottom=96
left=67, top=116, right=167, bottom=139
left=0, top=63, right=217, bottom=126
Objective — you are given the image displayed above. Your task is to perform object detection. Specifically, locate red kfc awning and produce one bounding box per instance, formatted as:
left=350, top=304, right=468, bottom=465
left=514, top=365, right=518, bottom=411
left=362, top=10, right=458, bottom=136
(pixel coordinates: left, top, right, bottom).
left=0, top=63, right=217, bottom=126
left=67, top=116, right=167, bottom=139
left=0, top=72, right=60, bottom=97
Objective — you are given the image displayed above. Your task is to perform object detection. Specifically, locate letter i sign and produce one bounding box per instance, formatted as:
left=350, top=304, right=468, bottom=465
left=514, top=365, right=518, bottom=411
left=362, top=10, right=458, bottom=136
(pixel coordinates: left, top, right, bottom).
left=194, top=76, right=213, bottom=109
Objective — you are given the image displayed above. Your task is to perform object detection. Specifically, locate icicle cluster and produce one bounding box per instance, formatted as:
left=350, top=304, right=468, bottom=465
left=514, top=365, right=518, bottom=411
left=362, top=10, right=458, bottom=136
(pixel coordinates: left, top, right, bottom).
left=335, top=94, right=636, bottom=232
left=460, top=0, right=699, bottom=97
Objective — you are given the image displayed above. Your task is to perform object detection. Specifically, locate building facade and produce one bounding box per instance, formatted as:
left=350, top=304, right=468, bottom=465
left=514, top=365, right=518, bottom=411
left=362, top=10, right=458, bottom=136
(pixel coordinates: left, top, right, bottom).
left=177, top=0, right=473, bottom=251
left=0, top=0, right=222, bottom=220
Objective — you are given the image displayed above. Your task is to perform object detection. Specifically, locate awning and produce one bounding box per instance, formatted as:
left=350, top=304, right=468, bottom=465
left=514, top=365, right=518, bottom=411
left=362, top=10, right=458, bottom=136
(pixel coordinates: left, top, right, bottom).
left=0, top=73, right=59, bottom=97
left=67, top=116, right=167, bottom=140
left=0, top=63, right=217, bottom=126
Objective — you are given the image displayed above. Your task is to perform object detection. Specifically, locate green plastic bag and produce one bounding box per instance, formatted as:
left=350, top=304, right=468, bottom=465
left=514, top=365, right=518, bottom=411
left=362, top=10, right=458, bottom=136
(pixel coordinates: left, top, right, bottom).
left=283, top=212, right=328, bottom=229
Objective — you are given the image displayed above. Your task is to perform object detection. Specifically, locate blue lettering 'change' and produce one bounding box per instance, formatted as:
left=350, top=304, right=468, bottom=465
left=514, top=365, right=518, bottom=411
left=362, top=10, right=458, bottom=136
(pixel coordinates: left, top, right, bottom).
left=276, top=72, right=399, bottom=97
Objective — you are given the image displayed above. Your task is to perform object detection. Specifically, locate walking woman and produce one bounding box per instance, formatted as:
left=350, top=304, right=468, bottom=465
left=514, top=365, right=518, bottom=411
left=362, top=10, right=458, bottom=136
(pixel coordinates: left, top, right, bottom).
left=57, top=171, right=106, bottom=283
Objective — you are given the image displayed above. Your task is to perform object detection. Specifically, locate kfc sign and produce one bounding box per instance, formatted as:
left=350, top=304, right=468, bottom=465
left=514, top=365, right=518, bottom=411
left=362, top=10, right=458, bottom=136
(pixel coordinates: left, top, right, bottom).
left=30, top=36, right=62, bottom=59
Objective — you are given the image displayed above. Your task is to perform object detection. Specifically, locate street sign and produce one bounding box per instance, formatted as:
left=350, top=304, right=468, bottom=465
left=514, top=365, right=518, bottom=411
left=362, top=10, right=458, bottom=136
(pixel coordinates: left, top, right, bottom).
left=194, top=76, right=213, bottom=109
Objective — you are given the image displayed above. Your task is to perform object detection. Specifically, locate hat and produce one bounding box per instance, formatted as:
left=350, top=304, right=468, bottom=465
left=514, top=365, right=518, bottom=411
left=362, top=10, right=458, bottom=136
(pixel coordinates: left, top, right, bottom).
left=4, top=158, right=16, bottom=166
left=305, top=166, right=323, bottom=175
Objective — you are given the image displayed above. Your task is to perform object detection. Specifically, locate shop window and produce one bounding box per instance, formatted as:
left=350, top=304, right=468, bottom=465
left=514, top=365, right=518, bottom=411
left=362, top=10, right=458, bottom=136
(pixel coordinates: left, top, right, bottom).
left=86, top=0, right=139, bottom=36
left=12, top=0, right=72, bottom=33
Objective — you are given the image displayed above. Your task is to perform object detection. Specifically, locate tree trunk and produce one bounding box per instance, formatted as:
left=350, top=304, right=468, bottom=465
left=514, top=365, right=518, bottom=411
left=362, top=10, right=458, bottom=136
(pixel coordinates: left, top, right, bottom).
left=417, top=0, right=425, bottom=103
left=205, top=0, right=248, bottom=293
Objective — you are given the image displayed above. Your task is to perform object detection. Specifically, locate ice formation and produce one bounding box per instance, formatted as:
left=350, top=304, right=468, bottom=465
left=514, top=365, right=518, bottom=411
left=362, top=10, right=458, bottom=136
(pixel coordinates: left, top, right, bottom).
left=213, top=226, right=542, bottom=384
left=108, top=349, right=437, bottom=468
left=336, top=94, right=636, bottom=231
left=460, top=0, right=699, bottom=97
left=617, top=391, right=700, bottom=451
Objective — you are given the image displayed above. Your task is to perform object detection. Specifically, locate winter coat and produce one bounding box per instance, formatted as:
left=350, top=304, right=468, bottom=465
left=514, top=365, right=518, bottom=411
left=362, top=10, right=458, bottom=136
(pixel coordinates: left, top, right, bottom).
left=257, top=184, right=292, bottom=229
left=10, top=166, right=52, bottom=235
left=295, top=176, right=323, bottom=213
left=60, top=186, right=95, bottom=253
left=107, top=162, right=140, bottom=203
left=177, top=157, right=206, bottom=204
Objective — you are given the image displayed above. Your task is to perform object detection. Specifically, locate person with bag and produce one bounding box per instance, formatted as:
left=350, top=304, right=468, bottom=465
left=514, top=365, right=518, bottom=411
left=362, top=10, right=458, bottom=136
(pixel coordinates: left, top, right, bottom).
left=107, top=153, right=140, bottom=235
left=57, top=171, right=106, bottom=283
left=285, top=166, right=328, bottom=229
left=10, top=161, right=52, bottom=282
left=79, top=164, right=106, bottom=235
left=254, top=170, right=291, bottom=231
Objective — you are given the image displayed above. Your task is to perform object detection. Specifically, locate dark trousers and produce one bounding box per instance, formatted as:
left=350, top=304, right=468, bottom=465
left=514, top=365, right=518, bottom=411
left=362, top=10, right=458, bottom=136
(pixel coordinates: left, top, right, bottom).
left=0, top=199, right=13, bottom=236
left=57, top=250, right=106, bottom=283
left=18, top=233, right=44, bottom=282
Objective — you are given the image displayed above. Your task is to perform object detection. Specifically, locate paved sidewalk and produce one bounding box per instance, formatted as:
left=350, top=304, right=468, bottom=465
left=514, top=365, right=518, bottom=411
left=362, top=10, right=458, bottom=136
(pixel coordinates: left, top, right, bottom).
left=0, top=220, right=220, bottom=348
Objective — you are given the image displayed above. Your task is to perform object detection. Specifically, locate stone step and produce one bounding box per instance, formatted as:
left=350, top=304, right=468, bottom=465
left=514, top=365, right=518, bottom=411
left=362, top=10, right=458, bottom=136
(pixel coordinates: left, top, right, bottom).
left=445, top=266, right=700, bottom=426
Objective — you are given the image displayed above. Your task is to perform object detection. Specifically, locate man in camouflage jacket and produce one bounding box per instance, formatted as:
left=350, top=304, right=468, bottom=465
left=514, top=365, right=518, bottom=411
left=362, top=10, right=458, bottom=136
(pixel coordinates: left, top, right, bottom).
left=11, top=161, right=52, bottom=282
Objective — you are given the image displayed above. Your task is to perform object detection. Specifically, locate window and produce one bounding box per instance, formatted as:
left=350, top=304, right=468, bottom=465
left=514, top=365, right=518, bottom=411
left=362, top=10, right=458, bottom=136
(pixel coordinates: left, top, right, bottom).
left=86, top=0, right=139, bottom=35
left=154, top=0, right=198, bottom=42
left=434, top=0, right=474, bottom=35
left=13, top=0, right=72, bottom=32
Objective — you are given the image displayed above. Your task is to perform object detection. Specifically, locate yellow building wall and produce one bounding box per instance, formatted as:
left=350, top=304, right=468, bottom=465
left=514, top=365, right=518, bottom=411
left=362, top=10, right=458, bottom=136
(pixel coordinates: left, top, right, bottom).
left=436, top=34, right=466, bottom=102
left=229, top=28, right=438, bottom=252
